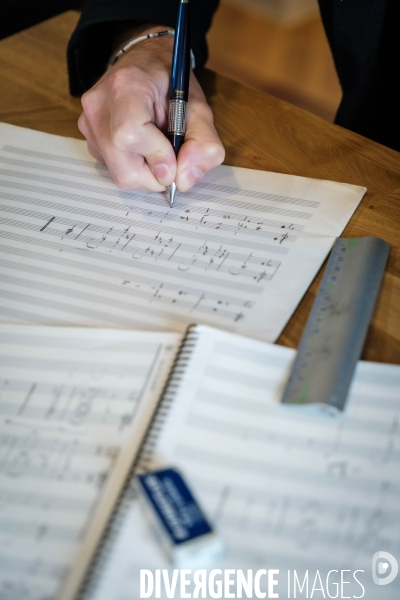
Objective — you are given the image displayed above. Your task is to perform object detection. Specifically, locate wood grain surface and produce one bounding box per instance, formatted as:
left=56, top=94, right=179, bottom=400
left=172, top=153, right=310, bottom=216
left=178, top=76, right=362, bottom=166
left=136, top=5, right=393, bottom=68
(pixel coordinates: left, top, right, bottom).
left=1, top=11, right=399, bottom=363
left=207, top=1, right=342, bottom=121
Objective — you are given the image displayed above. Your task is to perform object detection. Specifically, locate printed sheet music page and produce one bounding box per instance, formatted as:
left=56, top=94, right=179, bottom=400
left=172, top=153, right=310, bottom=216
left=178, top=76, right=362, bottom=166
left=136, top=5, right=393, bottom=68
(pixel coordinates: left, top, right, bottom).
left=0, top=324, right=181, bottom=600
left=0, top=123, right=366, bottom=342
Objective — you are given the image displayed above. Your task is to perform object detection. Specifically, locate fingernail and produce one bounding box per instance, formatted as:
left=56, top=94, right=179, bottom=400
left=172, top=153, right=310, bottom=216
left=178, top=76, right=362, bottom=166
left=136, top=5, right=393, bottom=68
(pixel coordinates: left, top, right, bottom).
left=152, top=164, right=174, bottom=184
left=178, top=165, right=203, bottom=190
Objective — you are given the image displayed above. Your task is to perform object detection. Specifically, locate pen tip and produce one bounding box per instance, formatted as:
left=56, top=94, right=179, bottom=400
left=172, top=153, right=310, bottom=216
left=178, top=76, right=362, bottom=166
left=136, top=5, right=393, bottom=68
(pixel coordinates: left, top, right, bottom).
left=168, top=183, right=177, bottom=207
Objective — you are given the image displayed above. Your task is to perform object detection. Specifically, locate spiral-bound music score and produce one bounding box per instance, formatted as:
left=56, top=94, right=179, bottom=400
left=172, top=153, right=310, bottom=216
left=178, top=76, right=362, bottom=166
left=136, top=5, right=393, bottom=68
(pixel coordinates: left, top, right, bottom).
left=83, top=326, right=400, bottom=600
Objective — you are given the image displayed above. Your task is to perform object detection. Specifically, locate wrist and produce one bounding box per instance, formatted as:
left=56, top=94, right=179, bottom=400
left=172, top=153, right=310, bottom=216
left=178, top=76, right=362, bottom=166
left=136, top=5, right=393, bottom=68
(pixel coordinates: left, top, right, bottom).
left=112, top=23, right=172, bottom=52
left=108, top=25, right=175, bottom=71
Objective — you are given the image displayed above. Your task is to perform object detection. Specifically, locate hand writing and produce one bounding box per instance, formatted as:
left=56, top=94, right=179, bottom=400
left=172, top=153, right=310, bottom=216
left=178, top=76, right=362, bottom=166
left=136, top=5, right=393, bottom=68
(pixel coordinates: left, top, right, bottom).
left=78, top=26, right=225, bottom=193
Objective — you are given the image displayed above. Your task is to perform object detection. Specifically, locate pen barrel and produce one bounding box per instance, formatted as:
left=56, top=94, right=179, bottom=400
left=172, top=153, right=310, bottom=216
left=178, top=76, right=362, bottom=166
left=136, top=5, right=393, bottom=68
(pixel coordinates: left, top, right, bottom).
left=168, top=0, right=190, bottom=156
left=167, top=131, right=185, bottom=156
left=169, top=0, right=191, bottom=103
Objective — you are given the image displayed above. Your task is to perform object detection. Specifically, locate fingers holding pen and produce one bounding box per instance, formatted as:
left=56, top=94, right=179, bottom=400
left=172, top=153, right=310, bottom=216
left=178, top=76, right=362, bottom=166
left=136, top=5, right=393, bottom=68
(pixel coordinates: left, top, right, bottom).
left=176, top=76, right=225, bottom=193
left=77, top=37, right=224, bottom=195
left=109, top=81, right=177, bottom=187
left=79, top=67, right=176, bottom=192
left=78, top=112, right=104, bottom=162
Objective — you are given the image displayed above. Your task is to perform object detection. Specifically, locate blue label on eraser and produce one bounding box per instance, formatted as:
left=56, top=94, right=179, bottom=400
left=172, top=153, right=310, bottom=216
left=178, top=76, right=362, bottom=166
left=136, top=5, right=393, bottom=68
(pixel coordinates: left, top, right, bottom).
left=138, top=468, right=212, bottom=545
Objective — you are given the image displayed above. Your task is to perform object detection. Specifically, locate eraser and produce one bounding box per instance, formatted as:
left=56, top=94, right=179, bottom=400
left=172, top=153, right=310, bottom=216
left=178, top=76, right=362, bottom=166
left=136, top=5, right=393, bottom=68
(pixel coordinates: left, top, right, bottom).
left=136, top=468, right=224, bottom=568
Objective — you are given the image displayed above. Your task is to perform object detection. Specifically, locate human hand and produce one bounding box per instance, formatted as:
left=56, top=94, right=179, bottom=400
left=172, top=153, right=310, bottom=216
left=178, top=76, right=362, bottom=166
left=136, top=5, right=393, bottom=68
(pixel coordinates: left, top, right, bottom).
left=78, top=25, right=225, bottom=193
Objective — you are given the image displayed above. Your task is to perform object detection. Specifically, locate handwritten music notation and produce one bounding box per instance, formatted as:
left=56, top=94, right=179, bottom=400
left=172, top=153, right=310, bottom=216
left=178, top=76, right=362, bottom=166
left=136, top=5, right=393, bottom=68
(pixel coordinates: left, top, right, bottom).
left=123, top=204, right=299, bottom=242
left=0, top=222, right=281, bottom=327
left=0, top=127, right=365, bottom=340
left=0, top=148, right=298, bottom=332
left=0, top=193, right=288, bottom=260
left=0, top=378, right=143, bottom=430
left=0, top=201, right=285, bottom=327
left=57, top=218, right=283, bottom=280
left=0, top=556, right=68, bottom=600
left=0, top=325, right=178, bottom=600
left=0, top=429, right=119, bottom=487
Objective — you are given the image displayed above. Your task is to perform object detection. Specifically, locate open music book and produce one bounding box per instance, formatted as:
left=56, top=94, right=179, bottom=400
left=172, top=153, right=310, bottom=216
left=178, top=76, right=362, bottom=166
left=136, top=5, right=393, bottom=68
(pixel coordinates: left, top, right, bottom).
left=1, top=324, right=399, bottom=600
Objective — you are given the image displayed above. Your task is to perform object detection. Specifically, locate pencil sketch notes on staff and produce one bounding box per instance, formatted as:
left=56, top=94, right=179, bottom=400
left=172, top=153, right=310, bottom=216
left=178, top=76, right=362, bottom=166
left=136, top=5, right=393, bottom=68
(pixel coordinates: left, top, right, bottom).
left=0, top=123, right=366, bottom=341
left=0, top=325, right=181, bottom=600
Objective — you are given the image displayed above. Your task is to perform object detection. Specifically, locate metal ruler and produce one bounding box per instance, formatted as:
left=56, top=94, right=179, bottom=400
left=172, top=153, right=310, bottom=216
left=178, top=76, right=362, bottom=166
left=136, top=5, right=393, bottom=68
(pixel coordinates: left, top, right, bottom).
left=281, top=237, right=390, bottom=411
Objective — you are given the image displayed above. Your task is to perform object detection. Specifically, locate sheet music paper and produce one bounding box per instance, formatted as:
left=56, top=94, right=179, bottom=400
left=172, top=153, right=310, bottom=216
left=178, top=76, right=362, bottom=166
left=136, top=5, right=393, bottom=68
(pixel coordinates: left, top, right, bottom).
left=0, top=123, right=366, bottom=341
left=90, top=326, right=400, bottom=600
left=0, top=324, right=181, bottom=600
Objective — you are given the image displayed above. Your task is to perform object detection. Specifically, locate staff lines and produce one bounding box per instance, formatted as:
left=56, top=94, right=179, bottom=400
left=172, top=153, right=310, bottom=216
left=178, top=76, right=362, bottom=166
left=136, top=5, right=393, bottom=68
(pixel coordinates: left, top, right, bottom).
left=0, top=489, right=92, bottom=513
left=195, top=389, right=398, bottom=436
left=0, top=458, right=108, bottom=484
left=0, top=379, right=137, bottom=406
left=176, top=445, right=400, bottom=493
left=51, top=232, right=280, bottom=283
left=0, top=287, right=163, bottom=329
left=0, top=555, right=67, bottom=577
left=0, top=433, right=119, bottom=459
left=0, top=172, right=315, bottom=221
left=0, top=191, right=289, bottom=254
left=1, top=127, right=364, bottom=341
left=186, top=413, right=400, bottom=462
left=0, top=332, right=160, bottom=354
left=0, top=398, right=135, bottom=423
left=3, top=145, right=109, bottom=170
left=195, top=180, right=320, bottom=208
left=0, top=273, right=240, bottom=323
left=0, top=202, right=284, bottom=269
left=0, top=519, right=81, bottom=543
left=0, top=230, right=265, bottom=294
left=0, top=353, right=151, bottom=377
left=0, top=257, right=251, bottom=311
left=0, top=188, right=296, bottom=245
left=0, top=166, right=314, bottom=221
left=40, top=222, right=281, bottom=282
left=0, top=247, right=254, bottom=307
left=0, top=149, right=319, bottom=209
left=0, top=156, right=113, bottom=183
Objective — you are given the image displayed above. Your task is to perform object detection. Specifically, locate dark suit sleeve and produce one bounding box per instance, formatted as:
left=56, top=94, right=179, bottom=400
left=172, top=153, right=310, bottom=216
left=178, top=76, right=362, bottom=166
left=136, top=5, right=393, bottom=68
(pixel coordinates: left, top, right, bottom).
left=318, top=0, right=399, bottom=151
left=67, top=0, right=219, bottom=96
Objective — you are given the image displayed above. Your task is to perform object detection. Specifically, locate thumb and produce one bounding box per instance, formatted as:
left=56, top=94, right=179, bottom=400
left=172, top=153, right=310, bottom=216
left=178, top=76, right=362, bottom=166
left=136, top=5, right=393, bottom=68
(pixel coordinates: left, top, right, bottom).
left=175, top=77, right=225, bottom=192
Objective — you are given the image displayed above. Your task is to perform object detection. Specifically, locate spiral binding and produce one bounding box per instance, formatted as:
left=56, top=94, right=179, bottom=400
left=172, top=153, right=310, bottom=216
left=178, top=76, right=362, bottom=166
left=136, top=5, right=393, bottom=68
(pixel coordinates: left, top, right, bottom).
left=77, top=324, right=200, bottom=600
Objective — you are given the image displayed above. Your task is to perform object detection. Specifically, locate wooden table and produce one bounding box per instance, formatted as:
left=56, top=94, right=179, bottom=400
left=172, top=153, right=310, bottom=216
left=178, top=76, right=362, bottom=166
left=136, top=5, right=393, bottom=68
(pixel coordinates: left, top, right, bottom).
left=1, top=11, right=399, bottom=363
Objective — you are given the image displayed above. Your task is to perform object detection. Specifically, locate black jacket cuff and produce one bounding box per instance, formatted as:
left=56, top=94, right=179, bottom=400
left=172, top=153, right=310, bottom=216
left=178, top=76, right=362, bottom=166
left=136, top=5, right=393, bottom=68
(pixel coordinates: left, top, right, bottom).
left=67, top=0, right=219, bottom=96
